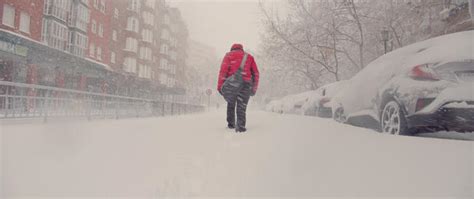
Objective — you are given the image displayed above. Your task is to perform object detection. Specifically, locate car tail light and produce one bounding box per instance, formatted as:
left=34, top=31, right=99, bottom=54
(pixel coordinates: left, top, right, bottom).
left=409, top=64, right=439, bottom=81
left=319, top=97, right=330, bottom=106
left=415, top=98, right=435, bottom=112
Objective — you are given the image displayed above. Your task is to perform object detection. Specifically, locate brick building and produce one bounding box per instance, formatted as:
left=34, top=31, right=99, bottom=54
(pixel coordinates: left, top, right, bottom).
left=88, top=0, right=109, bottom=64
left=0, top=0, right=43, bottom=41
left=0, top=0, right=189, bottom=99
left=0, top=0, right=44, bottom=86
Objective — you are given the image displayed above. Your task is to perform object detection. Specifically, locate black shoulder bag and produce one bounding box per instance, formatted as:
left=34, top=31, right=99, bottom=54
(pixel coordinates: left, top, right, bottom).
left=220, top=53, right=248, bottom=102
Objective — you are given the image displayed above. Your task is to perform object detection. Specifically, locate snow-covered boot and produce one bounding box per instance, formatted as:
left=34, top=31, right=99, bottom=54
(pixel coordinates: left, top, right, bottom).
left=235, top=127, right=246, bottom=133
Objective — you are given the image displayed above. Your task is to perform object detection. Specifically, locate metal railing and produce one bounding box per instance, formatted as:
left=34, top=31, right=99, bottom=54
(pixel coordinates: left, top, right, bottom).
left=0, top=81, right=205, bottom=121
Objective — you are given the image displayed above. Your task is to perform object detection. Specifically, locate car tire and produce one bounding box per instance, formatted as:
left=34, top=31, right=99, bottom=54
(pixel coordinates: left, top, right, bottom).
left=333, top=107, right=346, bottom=123
left=380, top=100, right=410, bottom=135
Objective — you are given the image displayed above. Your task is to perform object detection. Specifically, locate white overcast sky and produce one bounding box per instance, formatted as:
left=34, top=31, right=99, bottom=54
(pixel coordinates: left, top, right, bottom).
left=170, top=0, right=285, bottom=56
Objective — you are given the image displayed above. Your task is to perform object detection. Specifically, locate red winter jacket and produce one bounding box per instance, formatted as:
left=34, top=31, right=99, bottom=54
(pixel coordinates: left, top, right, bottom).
left=217, top=44, right=260, bottom=93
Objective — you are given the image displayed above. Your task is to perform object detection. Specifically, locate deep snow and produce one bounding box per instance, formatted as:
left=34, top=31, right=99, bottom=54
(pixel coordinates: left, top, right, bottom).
left=1, top=111, right=473, bottom=198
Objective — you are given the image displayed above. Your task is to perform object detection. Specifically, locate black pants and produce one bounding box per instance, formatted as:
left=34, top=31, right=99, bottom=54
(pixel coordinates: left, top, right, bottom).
left=227, top=83, right=251, bottom=129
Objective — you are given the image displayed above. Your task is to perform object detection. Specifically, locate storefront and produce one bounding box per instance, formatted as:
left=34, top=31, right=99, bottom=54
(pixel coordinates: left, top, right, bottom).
left=0, top=38, right=30, bottom=83
left=0, top=30, right=113, bottom=92
left=0, top=29, right=161, bottom=98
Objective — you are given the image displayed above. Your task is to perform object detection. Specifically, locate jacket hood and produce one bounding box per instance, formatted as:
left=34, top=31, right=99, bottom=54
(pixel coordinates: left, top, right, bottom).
left=230, top=43, right=243, bottom=51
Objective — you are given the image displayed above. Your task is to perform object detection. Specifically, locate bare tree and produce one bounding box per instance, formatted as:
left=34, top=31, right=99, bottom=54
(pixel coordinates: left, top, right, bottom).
left=257, top=0, right=454, bottom=99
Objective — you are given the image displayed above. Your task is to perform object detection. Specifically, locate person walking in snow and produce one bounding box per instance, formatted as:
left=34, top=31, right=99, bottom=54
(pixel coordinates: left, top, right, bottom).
left=217, top=44, right=260, bottom=133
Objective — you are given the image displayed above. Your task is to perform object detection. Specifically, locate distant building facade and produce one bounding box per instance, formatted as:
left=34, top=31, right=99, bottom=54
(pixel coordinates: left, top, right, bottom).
left=186, top=40, right=219, bottom=105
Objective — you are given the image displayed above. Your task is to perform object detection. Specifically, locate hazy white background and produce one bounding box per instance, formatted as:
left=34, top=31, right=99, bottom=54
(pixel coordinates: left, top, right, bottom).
left=170, top=0, right=285, bottom=55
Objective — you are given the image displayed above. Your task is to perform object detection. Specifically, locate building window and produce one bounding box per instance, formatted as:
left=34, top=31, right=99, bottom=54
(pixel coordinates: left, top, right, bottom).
left=2, top=4, right=15, bottom=27
left=70, top=32, right=88, bottom=57
left=99, top=0, right=106, bottom=13
left=127, top=17, right=139, bottom=32
left=161, top=29, right=170, bottom=40
left=160, top=73, right=167, bottom=85
left=139, top=64, right=144, bottom=78
left=124, top=57, right=137, bottom=73
left=160, top=44, right=169, bottom=55
left=114, top=8, right=118, bottom=19
left=44, top=0, right=49, bottom=15
left=41, top=18, right=48, bottom=42
left=125, top=37, right=138, bottom=52
left=143, top=12, right=154, bottom=25
left=142, top=29, right=153, bottom=43
left=160, top=59, right=167, bottom=69
left=145, top=0, right=155, bottom=9
left=89, top=42, right=95, bottom=57
left=96, top=47, right=102, bottom=60
left=111, top=52, right=116, bottom=63
left=138, top=64, right=151, bottom=79
left=45, top=0, right=69, bottom=22
left=128, top=0, right=140, bottom=12
left=140, top=47, right=152, bottom=61
left=98, top=24, right=103, bottom=37
left=75, top=4, right=89, bottom=32
left=19, top=12, right=31, bottom=33
left=91, top=20, right=96, bottom=34
left=45, top=20, right=68, bottom=51
left=93, top=0, right=99, bottom=9
left=112, top=30, right=117, bottom=41
left=172, top=38, right=178, bottom=47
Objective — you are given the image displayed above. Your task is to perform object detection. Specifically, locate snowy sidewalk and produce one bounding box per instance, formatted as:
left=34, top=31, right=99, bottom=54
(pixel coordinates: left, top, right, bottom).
left=1, top=110, right=473, bottom=198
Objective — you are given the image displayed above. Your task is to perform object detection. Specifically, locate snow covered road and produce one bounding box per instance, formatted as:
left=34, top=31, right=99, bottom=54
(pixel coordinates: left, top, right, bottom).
left=1, top=110, right=473, bottom=198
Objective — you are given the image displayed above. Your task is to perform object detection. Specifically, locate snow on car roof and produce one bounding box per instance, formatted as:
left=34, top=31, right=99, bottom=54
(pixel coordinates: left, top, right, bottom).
left=334, top=31, right=474, bottom=115
left=365, top=30, right=474, bottom=75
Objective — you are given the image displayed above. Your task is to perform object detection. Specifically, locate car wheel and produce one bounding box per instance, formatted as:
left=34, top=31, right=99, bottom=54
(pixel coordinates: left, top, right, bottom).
left=381, top=100, right=409, bottom=135
left=333, top=107, right=346, bottom=123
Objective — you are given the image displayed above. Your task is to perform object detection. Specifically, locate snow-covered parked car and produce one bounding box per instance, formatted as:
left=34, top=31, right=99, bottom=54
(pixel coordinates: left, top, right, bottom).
left=332, top=31, right=474, bottom=135
left=301, top=80, right=348, bottom=117
left=266, top=91, right=316, bottom=114
left=265, top=100, right=281, bottom=113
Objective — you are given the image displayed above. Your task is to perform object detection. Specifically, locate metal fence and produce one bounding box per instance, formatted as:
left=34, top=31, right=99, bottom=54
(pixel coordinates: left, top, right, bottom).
left=0, top=81, right=205, bottom=121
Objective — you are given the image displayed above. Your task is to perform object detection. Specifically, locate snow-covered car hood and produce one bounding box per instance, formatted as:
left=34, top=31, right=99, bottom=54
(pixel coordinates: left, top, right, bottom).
left=301, top=80, right=349, bottom=111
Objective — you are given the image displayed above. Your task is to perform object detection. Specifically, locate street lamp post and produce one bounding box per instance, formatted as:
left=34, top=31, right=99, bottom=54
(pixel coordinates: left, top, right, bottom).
left=381, top=28, right=389, bottom=54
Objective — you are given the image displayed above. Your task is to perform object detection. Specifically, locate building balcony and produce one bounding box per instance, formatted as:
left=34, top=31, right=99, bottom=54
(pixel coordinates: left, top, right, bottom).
left=142, top=5, right=155, bottom=12
left=140, top=40, right=154, bottom=46
left=44, top=5, right=68, bottom=23
left=125, top=7, right=141, bottom=18
left=122, top=50, right=138, bottom=57
left=142, top=23, right=155, bottom=30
